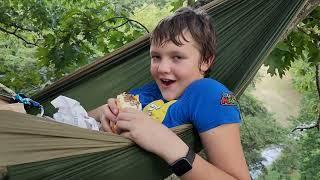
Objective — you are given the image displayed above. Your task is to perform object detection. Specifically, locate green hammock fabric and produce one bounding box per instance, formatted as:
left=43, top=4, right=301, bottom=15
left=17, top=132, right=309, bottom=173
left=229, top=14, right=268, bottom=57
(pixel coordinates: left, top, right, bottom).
left=0, top=0, right=308, bottom=179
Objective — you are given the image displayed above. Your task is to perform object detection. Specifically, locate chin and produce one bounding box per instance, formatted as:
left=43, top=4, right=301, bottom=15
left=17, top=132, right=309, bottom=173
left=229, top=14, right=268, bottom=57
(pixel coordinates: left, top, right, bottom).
left=161, top=92, right=178, bottom=101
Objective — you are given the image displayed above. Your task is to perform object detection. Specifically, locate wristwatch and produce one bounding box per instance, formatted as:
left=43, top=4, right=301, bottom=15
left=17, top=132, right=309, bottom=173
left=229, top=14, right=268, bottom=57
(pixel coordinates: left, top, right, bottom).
left=169, top=147, right=196, bottom=176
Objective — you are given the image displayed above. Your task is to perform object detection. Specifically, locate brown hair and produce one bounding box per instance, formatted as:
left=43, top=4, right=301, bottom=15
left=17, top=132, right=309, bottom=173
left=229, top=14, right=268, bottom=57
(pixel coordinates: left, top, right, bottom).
left=150, top=7, right=217, bottom=75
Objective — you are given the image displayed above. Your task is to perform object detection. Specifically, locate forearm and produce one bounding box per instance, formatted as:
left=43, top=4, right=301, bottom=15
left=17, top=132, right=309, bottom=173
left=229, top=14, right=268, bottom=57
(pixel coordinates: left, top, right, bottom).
left=180, top=154, right=241, bottom=180
left=158, top=131, right=250, bottom=180
left=157, top=137, right=244, bottom=180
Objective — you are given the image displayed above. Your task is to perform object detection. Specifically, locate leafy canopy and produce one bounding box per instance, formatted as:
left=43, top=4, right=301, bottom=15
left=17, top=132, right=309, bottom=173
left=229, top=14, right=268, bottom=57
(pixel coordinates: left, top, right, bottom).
left=0, top=0, right=153, bottom=93
left=265, top=6, right=320, bottom=78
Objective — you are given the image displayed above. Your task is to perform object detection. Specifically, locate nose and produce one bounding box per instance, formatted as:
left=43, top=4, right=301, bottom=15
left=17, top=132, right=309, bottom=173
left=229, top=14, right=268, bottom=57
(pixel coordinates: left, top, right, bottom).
left=157, top=59, right=171, bottom=74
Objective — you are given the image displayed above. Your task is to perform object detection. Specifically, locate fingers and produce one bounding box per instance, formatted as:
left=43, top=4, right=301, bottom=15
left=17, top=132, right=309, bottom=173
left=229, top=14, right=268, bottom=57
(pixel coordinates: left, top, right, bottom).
left=120, top=131, right=132, bottom=140
left=100, top=116, right=112, bottom=132
left=116, top=110, right=141, bottom=122
left=102, top=104, right=117, bottom=122
left=121, top=107, right=141, bottom=113
left=107, top=98, right=119, bottom=115
left=116, top=120, right=131, bottom=132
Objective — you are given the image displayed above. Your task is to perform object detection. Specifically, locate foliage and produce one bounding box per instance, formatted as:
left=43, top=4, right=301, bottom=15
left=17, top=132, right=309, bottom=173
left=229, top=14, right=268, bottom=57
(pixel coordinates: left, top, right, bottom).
left=170, top=0, right=186, bottom=11
left=264, top=6, right=320, bottom=78
left=299, top=130, right=320, bottom=179
left=239, top=92, right=268, bottom=116
left=0, top=0, right=191, bottom=94
left=290, top=58, right=319, bottom=180
left=260, top=7, right=320, bottom=177
left=260, top=140, right=301, bottom=180
left=0, top=0, right=151, bottom=93
left=290, top=58, right=319, bottom=125
left=0, top=33, right=51, bottom=94
left=239, top=92, right=287, bottom=172
left=260, top=57, right=319, bottom=179
left=0, top=1, right=319, bottom=178
left=131, top=4, right=172, bottom=31
left=265, top=130, right=320, bottom=180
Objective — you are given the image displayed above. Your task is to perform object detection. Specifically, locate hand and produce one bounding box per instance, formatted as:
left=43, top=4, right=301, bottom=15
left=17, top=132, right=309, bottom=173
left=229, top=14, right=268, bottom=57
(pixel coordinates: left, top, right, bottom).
left=97, top=98, right=120, bottom=133
left=116, top=108, right=189, bottom=164
left=0, top=103, right=26, bottom=114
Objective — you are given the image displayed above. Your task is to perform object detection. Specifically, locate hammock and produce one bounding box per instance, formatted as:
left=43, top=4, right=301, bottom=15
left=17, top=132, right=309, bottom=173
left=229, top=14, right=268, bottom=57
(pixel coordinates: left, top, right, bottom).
left=0, top=0, right=310, bottom=179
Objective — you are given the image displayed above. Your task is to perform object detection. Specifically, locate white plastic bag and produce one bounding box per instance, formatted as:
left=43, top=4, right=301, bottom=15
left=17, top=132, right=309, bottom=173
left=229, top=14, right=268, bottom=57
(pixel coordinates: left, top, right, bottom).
left=51, top=95, right=100, bottom=131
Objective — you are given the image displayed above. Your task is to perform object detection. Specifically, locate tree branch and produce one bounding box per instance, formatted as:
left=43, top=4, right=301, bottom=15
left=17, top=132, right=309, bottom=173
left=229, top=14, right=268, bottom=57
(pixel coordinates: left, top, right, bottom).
left=9, top=22, right=38, bottom=32
left=97, top=16, right=149, bottom=33
left=0, top=26, right=38, bottom=46
left=291, top=114, right=320, bottom=132
left=106, top=20, right=129, bottom=32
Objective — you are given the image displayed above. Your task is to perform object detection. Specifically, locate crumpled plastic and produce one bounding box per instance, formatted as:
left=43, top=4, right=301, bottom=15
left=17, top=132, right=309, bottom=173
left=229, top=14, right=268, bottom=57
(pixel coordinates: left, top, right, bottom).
left=51, top=95, right=100, bottom=131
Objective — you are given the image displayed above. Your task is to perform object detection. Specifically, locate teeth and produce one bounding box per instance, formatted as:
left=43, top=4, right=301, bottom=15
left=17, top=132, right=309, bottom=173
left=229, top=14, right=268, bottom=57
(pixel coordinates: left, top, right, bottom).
left=163, top=79, right=170, bottom=82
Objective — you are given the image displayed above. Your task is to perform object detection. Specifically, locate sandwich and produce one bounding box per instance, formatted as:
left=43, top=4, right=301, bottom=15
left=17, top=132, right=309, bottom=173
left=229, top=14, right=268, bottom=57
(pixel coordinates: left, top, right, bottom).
left=116, top=92, right=142, bottom=111
left=110, top=92, right=142, bottom=133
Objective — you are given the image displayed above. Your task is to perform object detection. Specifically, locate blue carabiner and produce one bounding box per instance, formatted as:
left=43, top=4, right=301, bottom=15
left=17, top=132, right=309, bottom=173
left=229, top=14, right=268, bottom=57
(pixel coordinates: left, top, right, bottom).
left=13, top=93, right=44, bottom=116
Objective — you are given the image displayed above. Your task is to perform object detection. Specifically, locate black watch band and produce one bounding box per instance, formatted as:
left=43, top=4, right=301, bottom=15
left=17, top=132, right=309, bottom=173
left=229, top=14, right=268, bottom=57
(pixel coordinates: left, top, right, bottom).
left=169, top=147, right=196, bottom=176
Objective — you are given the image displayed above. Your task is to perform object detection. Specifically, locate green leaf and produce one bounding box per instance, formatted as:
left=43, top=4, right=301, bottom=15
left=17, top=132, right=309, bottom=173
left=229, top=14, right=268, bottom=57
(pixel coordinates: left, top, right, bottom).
left=170, top=0, right=184, bottom=12
left=264, top=47, right=294, bottom=78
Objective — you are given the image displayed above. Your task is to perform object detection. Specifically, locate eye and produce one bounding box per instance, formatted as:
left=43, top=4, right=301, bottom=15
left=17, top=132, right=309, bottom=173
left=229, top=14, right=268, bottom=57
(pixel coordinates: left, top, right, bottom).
left=151, top=55, right=160, bottom=59
left=173, top=56, right=183, bottom=62
left=151, top=55, right=161, bottom=62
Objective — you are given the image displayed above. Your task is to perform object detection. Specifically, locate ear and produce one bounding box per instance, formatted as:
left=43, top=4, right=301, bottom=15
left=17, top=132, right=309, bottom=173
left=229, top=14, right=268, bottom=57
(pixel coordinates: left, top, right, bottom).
left=200, top=55, right=215, bottom=73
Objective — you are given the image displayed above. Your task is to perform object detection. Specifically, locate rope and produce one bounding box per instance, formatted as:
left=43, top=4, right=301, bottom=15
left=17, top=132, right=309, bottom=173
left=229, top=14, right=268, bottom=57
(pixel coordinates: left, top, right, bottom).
left=0, top=82, right=44, bottom=116
left=0, top=83, right=16, bottom=96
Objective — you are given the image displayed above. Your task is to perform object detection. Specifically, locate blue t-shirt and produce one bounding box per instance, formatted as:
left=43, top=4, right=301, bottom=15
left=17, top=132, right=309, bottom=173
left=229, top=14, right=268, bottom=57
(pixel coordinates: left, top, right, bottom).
left=130, top=78, right=241, bottom=133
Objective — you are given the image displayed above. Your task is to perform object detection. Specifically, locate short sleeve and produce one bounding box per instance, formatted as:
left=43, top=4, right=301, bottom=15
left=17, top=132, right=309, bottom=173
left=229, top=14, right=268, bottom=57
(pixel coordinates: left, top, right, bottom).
left=179, top=79, right=241, bottom=133
left=129, top=82, right=163, bottom=108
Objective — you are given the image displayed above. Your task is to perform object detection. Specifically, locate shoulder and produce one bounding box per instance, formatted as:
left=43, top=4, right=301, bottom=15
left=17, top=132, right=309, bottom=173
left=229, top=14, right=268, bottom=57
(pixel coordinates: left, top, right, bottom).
left=129, top=82, right=163, bottom=108
left=129, top=82, right=159, bottom=94
left=178, top=78, right=240, bottom=133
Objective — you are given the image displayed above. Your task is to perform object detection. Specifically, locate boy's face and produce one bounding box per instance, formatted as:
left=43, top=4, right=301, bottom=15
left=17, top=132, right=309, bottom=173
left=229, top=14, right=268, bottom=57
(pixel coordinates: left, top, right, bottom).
left=150, top=31, right=210, bottom=100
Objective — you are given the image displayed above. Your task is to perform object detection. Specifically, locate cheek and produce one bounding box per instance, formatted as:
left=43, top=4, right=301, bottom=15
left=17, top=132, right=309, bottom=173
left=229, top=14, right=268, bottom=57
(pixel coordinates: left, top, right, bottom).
left=176, top=66, right=202, bottom=80
left=173, top=66, right=190, bottom=76
left=150, top=64, right=157, bottom=76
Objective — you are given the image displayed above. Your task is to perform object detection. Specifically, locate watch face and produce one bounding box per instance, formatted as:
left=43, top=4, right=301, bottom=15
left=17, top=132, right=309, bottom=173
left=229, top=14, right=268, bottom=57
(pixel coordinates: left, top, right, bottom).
left=172, top=158, right=192, bottom=176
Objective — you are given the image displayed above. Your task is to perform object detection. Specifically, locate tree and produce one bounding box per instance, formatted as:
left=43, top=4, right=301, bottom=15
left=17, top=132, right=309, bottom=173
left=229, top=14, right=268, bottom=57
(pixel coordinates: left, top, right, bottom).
left=0, top=0, right=149, bottom=93
left=265, top=5, right=320, bottom=77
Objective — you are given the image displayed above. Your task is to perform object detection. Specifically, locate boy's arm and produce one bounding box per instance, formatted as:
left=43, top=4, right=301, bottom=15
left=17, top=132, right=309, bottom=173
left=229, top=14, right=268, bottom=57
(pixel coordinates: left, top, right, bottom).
left=0, top=103, right=26, bottom=114
left=0, top=99, right=26, bottom=113
left=115, top=109, right=250, bottom=180
left=178, top=124, right=250, bottom=180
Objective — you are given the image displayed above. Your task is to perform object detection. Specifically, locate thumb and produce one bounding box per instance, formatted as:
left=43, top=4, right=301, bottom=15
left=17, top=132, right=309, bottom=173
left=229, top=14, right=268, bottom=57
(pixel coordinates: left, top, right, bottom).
left=108, top=98, right=119, bottom=115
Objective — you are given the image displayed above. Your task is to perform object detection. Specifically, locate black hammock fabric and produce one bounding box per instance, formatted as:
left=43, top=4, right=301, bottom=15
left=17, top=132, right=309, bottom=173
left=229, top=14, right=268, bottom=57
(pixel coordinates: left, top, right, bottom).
left=0, top=0, right=308, bottom=179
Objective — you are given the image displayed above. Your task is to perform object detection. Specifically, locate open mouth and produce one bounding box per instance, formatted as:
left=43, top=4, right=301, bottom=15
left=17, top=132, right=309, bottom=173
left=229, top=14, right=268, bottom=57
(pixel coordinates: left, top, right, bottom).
left=160, top=79, right=176, bottom=87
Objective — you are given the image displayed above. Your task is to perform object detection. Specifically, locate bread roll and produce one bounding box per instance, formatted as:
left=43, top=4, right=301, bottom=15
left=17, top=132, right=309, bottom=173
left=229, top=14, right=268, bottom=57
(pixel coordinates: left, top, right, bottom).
left=116, top=92, right=142, bottom=111
left=110, top=92, right=142, bottom=133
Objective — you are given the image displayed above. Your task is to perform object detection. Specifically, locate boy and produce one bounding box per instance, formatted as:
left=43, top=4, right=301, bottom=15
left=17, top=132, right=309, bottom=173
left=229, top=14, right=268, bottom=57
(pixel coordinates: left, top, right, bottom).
left=89, top=7, right=250, bottom=179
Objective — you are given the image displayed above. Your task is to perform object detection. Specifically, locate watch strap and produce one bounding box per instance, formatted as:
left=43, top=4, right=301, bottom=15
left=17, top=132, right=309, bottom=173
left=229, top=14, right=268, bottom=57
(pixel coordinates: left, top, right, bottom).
left=186, top=147, right=196, bottom=164
left=169, top=147, right=195, bottom=176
